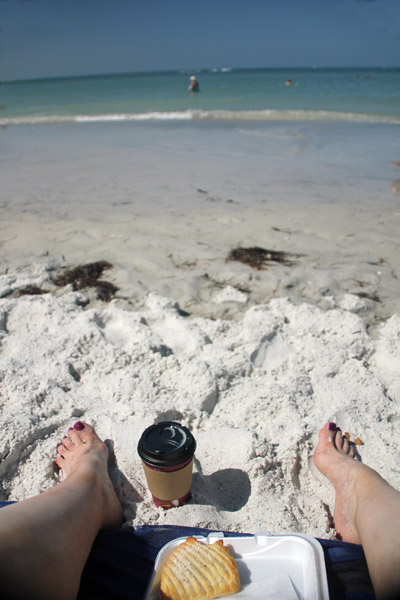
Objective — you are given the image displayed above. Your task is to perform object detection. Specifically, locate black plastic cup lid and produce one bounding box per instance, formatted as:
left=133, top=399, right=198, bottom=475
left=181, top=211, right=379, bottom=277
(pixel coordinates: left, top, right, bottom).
left=137, top=421, right=196, bottom=467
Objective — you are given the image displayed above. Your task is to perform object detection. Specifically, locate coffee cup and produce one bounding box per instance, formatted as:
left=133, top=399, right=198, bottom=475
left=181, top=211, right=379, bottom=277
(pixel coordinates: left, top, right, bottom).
left=137, top=421, right=196, bottom=509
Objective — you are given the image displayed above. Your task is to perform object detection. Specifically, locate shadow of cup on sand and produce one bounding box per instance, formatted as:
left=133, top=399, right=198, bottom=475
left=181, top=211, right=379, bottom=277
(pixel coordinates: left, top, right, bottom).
left=105, top=439, right=143, bottom=521
left=190, top=461, right=251, bottom=512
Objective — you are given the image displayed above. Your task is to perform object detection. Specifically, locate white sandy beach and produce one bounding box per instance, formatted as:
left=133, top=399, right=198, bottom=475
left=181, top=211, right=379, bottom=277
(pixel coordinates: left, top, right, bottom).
left=1, top=120, right=400, bottom=538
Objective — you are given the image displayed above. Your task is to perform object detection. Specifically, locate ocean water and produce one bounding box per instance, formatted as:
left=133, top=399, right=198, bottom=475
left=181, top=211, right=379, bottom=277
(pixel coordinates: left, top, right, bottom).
left=1, top=67, right=400, bottom=125
left=1, top=66, right=399, bottom=229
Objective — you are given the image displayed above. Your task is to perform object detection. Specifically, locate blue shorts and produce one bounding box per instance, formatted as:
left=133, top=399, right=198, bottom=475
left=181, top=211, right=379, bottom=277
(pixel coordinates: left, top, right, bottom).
left=0, top=502, right=374, bottom=599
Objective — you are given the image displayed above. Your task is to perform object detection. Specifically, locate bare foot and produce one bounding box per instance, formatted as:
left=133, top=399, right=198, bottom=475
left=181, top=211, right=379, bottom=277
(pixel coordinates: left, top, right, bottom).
left=56, top=421, right=123, bottom=530
left=313, top=422, right=363, bottom=544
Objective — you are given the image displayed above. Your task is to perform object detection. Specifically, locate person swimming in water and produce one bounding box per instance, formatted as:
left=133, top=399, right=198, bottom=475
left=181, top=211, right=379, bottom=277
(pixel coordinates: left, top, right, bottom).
left=188, top=75, right=199, bottom=92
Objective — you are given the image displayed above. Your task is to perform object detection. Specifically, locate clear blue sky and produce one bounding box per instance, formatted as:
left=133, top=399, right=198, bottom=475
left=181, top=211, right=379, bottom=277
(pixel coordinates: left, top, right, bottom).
left=0, top=0, right=399, bottom=81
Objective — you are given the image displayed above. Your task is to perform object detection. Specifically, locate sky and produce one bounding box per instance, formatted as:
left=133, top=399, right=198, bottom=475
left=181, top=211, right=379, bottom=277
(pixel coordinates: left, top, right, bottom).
left=0, top=0, right=399, bottom=81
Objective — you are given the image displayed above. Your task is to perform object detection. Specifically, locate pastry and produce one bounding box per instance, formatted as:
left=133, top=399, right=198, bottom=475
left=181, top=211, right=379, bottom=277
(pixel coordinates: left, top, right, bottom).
left=160, top=536, right=241, bottom=600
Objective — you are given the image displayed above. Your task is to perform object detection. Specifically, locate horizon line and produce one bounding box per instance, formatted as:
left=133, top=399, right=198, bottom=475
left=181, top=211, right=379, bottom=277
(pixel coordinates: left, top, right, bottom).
left=2, top=64, right=399, bottom=85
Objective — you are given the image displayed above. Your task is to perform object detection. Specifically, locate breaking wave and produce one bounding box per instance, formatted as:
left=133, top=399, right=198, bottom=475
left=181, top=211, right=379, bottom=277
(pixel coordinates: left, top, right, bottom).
left=1, top=108, right=400, bottom=126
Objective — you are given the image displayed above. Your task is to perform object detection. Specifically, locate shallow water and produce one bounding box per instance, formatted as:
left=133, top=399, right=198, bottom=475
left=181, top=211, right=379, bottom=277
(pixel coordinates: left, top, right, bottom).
left=1, top=67, right=400, bottom=124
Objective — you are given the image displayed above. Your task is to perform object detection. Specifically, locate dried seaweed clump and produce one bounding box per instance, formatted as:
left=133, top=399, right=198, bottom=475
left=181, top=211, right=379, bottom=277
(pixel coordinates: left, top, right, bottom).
left=52, top=260, right=118, bottom=302
left=226, top=246, right=293, bottom=270
left=13, top=285, right=48, bottom=298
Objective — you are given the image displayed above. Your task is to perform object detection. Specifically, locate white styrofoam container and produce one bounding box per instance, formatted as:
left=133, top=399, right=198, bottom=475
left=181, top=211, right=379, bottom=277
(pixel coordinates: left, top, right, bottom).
left=145, top=531, right=329, bottom=600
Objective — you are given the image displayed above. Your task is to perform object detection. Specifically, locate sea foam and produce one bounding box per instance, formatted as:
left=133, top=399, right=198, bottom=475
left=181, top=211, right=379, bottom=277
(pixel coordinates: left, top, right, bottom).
left=1, top=109, right=400, bottom=127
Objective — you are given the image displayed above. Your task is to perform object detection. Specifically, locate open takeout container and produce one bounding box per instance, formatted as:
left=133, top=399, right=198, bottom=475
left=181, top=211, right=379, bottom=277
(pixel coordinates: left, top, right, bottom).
left=145, top=531, right=329, bottom=600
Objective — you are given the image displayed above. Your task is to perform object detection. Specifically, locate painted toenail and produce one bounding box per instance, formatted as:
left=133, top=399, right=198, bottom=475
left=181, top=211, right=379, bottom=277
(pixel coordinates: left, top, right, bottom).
left=73, top=421, right=85, bottom=431
left=63, top=435, right=68, bottom=439
left=328, top=422, right=337, bottom=431
left=68, top=427, right=74, bottom=432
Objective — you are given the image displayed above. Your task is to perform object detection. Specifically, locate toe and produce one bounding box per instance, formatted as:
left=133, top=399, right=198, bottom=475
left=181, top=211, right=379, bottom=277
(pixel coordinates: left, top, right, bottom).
left=342, top=436, right=349, bottom=453
left=55, top=455, right=65, bottom=469
left=62, top=436, right=74, bottom=450
left=68, top=421, right=92, bottom=444
left=320, top=422, right=336, bottom=445
left=57, top=442, right=69, bottom=458
left=334, top=428, right=343, bottom=450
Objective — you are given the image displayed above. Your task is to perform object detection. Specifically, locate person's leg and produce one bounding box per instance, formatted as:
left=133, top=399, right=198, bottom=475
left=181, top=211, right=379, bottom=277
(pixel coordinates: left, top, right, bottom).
left=314, top=422, right=400, bottom=600
left=0, top=421, right=122, bottom=600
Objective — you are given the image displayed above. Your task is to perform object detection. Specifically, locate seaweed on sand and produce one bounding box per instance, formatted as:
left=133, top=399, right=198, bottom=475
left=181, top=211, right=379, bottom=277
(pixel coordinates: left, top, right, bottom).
left=13, top=285, right=48, bottom=297
left=226, top=246, right=297, bottom=270
left=355, top=291, right=381, bottom=303
left=52, top=260, right=118, bottom=302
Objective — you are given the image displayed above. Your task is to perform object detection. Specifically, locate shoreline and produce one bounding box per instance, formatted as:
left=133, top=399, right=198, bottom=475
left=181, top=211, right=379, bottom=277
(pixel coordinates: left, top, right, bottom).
left=1, top=121, right=399, bottom=324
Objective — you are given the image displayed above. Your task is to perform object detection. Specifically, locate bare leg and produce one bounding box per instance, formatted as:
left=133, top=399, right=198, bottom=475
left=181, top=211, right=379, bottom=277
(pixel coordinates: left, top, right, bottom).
left=0, top=422, right=123, bottom=600
left=314, top=422, right=400, bottom=600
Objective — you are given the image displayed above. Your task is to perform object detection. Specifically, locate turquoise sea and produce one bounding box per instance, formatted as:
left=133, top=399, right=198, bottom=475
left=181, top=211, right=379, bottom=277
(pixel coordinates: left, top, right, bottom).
left=1, top=67, right=400, bottom=125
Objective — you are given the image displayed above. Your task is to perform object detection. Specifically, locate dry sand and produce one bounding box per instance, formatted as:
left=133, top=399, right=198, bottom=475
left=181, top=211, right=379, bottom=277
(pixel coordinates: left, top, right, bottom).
left=1, top=272, right=400, bottom=537
left=1, top=121, right=400, bottom=538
